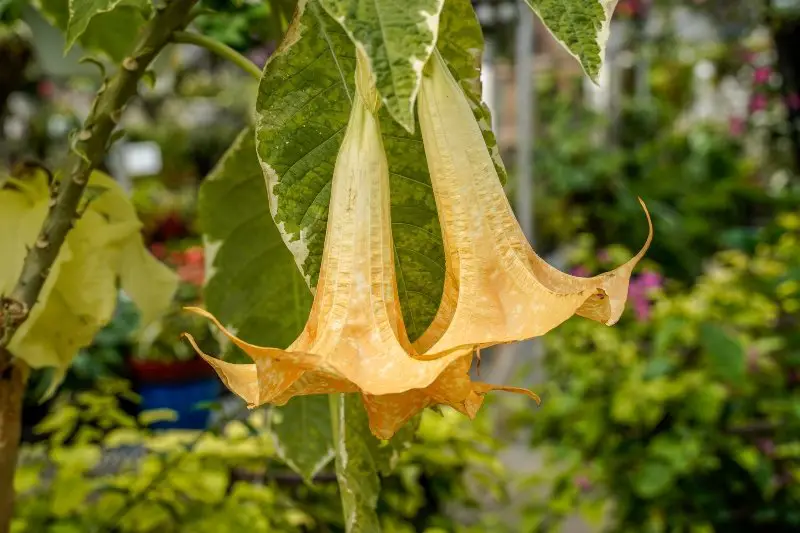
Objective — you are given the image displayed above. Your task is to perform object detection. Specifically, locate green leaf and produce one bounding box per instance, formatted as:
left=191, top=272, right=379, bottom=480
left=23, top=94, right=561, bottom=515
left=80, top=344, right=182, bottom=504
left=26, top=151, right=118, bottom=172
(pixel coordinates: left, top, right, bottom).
left=699, top=323, right=746, bottom=384
left=330, top=394, right=381, bottom=533
left=270, top=396, right=334, bottom=482
left=35, top=0, right=148, bottom=61
left=67, top=0, right=126, bottom=52
left=138, top=408, right=179, bottom=426
left=199, top=128, right=332, bottom=480
left=255, top=0, right=497, bottom=340
left=201, top=128, right=312, bottom=353
left=318, top=0, right=444, bottom=132
left=523, top=0, right=618, bottom=82
left=631, top=460, right=674, bottom=498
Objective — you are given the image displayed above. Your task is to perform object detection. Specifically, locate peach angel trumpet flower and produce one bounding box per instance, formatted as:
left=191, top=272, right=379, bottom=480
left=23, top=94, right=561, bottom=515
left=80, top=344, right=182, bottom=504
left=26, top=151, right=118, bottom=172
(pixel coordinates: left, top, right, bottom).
left=413, top=50, right=653, bottom=355
left=182, top=52, right=537, bottom=440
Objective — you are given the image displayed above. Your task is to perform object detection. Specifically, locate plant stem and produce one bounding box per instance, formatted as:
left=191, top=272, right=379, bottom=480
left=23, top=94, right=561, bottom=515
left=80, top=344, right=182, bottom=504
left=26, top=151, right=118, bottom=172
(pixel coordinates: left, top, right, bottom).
left=0, top=0, right=199, bottom=529
left=171, top=31, right=262, bottom=81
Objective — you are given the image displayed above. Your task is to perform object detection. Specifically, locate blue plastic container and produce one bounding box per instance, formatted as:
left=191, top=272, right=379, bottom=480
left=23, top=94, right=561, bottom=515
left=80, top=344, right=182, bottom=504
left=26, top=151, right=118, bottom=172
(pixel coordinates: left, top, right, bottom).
left=137, top=376, right=221, bottom=430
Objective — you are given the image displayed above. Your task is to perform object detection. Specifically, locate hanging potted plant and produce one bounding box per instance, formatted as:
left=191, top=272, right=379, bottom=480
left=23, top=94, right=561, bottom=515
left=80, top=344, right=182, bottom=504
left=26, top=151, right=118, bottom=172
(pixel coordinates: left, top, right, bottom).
left=129, top=245, right=221, bottom=429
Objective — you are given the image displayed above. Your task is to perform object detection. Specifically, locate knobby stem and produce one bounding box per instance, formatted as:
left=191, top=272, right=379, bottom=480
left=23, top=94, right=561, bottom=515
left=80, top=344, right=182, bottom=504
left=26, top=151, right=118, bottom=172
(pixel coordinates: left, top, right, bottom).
left=0, top=0, right=200, bottom=530
left=172, top=31, right=263, bottom=81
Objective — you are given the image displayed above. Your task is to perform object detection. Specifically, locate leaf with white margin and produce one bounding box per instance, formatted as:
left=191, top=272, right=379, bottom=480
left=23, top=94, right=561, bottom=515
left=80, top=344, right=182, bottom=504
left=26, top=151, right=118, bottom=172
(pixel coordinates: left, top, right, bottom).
left=524, top=0, right=619, bottom=82
left=255, top=0, right=501, bottom=340
left=318, top=0, right=444, bottom=133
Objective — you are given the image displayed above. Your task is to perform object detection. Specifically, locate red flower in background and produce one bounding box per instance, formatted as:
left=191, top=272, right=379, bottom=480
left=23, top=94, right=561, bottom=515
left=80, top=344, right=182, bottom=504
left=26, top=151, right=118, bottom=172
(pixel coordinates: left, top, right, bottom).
left=37, top=80, right=55, bottom=99
left=787, top=92, right=800, bottom=111
left=176, top=246, right=205, bottom=286
left=617, top=0, right=643, bottom=17
left=149, top=242, right=167, bottom=260
left=151, top=245, right=205, bottom=286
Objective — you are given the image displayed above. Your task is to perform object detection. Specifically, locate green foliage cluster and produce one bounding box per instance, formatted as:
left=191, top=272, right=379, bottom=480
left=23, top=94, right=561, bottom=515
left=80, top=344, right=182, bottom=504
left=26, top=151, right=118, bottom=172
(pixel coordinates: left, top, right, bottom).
left=14, top=378, right=512, bottom=533
left=515, top=213, right=800, bottom=532
left=534, top=97, right=799, bottom=283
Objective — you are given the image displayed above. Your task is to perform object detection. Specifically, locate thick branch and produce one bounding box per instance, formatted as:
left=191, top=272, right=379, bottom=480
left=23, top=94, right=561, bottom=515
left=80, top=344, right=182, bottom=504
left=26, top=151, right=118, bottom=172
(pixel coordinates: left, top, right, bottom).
left=0, top=2, right=198, bottom=530
left=0, top=0, right=199, bottom=363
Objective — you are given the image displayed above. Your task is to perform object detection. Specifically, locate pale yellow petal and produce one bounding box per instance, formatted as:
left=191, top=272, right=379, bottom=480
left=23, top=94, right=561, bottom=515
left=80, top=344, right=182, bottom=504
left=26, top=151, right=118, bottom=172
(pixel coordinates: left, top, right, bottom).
left=415, top=50, right=652, bottom=355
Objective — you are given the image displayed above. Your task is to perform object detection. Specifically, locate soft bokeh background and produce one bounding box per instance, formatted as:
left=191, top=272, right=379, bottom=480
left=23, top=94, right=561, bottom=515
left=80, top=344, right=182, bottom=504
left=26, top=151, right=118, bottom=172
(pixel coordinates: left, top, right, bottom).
left=2, top=0, right=799, bottom=531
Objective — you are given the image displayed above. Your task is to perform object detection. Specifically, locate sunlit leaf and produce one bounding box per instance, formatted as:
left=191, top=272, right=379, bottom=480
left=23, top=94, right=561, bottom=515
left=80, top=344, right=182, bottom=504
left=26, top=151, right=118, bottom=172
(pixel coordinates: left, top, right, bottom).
left=65, top=0, right=150, bottom=52
left=1, top=171, right=177, bottom=392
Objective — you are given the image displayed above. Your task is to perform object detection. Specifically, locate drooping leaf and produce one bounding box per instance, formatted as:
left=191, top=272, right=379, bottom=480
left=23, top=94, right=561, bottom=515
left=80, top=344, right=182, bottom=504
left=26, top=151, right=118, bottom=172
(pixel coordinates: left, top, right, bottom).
left=255, top=0, right=499, bottom=340
left=199, top=128, right=330, bottom=478
left=318, top=0, right=444, bottom=133
left=65, top=0, right=150, bottom=52
left=34, top=0, right=147, bottom=61
left=331, top=394, right=381, bottom=533
left=523, top=0, right=619, bottom=82
left=1, top=171, right=177, bottom=393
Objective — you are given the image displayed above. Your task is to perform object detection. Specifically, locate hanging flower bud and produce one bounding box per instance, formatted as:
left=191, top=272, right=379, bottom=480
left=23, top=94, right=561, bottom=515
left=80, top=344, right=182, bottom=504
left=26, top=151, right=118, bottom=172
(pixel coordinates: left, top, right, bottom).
left=414, top=50, right=652, bottom=354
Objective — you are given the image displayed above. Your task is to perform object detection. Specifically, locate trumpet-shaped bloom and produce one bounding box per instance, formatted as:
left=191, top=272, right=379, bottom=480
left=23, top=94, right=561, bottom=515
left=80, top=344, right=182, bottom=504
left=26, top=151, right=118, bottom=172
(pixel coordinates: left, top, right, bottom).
left=414, top=51, right=652, bottom=354
left=185, top=56, right=537, bottom=440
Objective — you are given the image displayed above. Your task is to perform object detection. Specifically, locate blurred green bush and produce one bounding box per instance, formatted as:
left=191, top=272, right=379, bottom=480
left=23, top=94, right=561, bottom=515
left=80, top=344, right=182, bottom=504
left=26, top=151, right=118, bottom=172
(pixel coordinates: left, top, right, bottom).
left=533, top=94, right=800, bottom=283
left=14, top=379, right=510, bottom=533
left=515, top=212, right=800, bottom=532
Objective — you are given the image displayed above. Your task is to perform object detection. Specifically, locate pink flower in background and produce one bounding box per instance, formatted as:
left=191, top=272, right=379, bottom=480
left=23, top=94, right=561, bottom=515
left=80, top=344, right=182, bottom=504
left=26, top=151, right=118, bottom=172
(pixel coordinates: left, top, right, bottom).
left=597, top=248, right=611, bottom=263
left=571, top=265, right=591, bottom=278
left=749, top=93, right=768, bottom=113
left=574, top=475, right=592, bottom=492
left=628, top=270, right=663, bottom=322
left=757, top=438, right=776, bottom=457
left=638, top=271, right=662, bottom=289
left=729, top=117, right=746, bottom=137
left=753, top=67, right=771, bottom=85
left=787, top=92, right=800, bottom=111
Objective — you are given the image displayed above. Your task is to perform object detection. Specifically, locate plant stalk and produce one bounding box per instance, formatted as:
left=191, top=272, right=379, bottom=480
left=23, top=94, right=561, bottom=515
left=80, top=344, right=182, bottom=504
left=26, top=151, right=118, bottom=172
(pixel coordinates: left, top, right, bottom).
left=172, top=31, right=262, bottom=80
left=0, top=0, right=199, bottom=530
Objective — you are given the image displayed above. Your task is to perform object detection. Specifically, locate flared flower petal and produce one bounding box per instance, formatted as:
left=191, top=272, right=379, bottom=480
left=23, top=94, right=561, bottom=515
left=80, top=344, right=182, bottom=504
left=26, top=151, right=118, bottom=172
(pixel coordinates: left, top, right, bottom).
left=185, top=54, right=537, bottom=439
left=414, top=51, right=653, bottom=354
